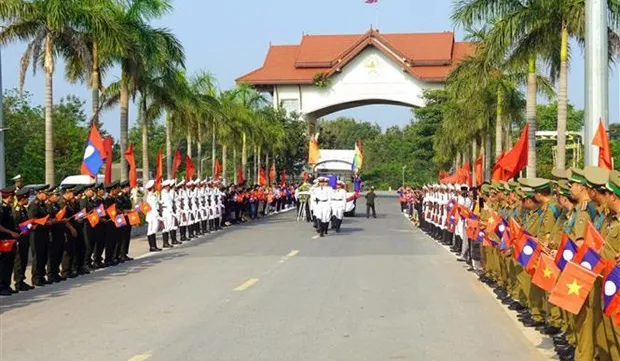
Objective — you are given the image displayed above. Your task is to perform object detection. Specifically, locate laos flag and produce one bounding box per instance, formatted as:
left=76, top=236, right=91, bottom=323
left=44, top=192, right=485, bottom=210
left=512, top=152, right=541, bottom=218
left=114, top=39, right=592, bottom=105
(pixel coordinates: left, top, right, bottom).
left=80, top=124, right=106, bottom=177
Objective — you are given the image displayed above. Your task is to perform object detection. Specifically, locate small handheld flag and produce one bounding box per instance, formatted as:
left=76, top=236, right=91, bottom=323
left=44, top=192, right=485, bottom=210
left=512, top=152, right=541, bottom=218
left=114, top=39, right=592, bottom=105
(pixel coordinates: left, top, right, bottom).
left=0, top=239, right=16, bottom=252
left=555, top=234, right=578, bottom=271
left=603, top=262, right=620, bottom=316
left=95, top=204, right=106, bottom=218
left=55, top=206, right=67, bottom=221
left=127, top=211, right=141, bottom=226
left=19, top=220, right=33, bottom=234
left=532, top=254, right=561, bottom=292
left=549, top=261, right=598, bottom=314
left=113, top=214, right=127, bottom=228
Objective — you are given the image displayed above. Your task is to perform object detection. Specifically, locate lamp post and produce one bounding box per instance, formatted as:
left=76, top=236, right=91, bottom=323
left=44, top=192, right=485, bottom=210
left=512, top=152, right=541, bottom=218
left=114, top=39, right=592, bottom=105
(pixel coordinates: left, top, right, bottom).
left=402, top=165, right=406, bottom=188
left=0, top=45, right=6, bottom=188
left=584, top=0, right=609, bottom=166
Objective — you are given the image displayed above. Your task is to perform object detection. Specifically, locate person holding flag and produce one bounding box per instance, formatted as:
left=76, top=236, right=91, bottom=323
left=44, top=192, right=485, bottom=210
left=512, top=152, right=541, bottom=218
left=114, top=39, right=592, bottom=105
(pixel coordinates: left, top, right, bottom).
left=0, top=187, right=20, bottom=296
left=27, top=185, right=51, bottom=287
left=12, top=187, right=32, bottom=291
left=145, top=180, right=163, bottom=252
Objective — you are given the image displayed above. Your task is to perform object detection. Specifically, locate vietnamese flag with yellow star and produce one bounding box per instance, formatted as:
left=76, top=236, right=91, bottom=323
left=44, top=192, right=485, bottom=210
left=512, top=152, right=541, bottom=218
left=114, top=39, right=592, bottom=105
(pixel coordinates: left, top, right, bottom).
left=532, top=254, right=561, bottom=292
left=549, top=261, right=598, bottom=314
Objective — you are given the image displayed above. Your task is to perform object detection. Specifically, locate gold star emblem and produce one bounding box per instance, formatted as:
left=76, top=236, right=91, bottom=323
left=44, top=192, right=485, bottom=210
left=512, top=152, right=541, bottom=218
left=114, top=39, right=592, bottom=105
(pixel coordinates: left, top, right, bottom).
left=566, top=279, right=582, bottom=296
left=543, top=267, right=554, bottom=278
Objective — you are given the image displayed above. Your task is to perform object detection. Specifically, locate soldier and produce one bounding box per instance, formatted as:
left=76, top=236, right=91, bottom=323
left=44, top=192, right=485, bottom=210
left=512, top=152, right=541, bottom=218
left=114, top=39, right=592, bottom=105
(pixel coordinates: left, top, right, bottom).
left=91, top=184, right=106, bottom=269
left=160, top=180, right=174, bottom=248
left=46, top=187, right=71, bottom=282
left=330, top=180, right=347, bottom=232
left=313, top=177, right=333, bottom=237
left=59, top=184, right=84, bottom=278
left=12, top=175, right=22, bottom=191
left=0, top=187, right=19, bottom=296
left=80, top=184, right=99, bottom=270
left=28, top=185, right=51, bottom=286
left=602, top=170, right=620, bottom=359
left=102, top=181, right=120, bottom=266
left=12, top=187, right=32, bottom=290
left=116, top=181, right=135, bottom=260
left=145, top=180, right=162, bottom=252
left=175, top=181, right=187, bottom=242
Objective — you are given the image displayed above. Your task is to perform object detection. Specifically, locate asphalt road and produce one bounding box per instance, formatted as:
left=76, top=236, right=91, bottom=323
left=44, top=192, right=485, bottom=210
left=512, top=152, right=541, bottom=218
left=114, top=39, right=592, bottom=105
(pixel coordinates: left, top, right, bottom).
left=0, top=195, right=549, bottom=361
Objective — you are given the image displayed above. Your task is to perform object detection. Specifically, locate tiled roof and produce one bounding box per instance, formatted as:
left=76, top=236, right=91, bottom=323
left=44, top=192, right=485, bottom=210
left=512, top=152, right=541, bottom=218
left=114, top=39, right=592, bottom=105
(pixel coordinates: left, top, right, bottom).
left=237, top=29, right=475, bottom=85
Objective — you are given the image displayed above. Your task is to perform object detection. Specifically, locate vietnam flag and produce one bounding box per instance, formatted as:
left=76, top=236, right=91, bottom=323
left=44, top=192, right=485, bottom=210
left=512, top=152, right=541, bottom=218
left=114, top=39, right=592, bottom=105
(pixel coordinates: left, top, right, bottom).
left=55, top=206, right=67, bottom=221
left=214, top=158, right=222, bottom=180
left=106, top=203, right=117, bottom=218
left=497, top=124, right=529, bottom=180
left=34, top=215, right=49, bottom=226
left=0, top=239, right=16, bottom=252
left=474, top=152, right=483, bottom=186
left=591, top=118, right=613, bottom=170
left=532, top=254, right=561, bottom=292
left=87, top=212, right=100, bottom=227
left=549, top=261, right=598, bottom=314
left=127, top=210, right=141, bottom=226
left=172, top=150, right=182, bottom=179
left=140, top=202, right=152, bottom=215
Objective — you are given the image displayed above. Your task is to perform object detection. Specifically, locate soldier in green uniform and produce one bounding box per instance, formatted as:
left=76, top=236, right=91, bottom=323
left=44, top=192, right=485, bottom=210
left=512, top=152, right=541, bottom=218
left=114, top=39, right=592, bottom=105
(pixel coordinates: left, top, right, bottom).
left=28, top=185, right=51, bottom=286
left=12, top=188, right=32, bottom=291
left=602, top=170, right=620, bottom=358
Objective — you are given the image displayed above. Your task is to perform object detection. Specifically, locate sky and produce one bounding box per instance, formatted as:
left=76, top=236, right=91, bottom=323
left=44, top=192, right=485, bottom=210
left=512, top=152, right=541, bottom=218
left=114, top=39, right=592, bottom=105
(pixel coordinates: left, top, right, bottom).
left=1, top=0, right=619, bottom=139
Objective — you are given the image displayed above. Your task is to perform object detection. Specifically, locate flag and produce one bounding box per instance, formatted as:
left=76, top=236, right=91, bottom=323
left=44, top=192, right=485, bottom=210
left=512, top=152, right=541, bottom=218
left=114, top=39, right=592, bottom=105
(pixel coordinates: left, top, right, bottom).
left=237, top=166, right=244, bottom=184
left=509, top=218, right=523, bottom=244
left=575, top=248, right=605, bottom=274
left=308, top=133, right=320, bottom=165
left=113, top=213, right=127, bottom=228
left=303, top=171, right=309, bottom=183
left=603, top=262, right=620, bottom=316
left=583, top=221, right=605, bottom=253
left=517, top=236, right=540, bottom=270
left=127, top=210, right=141, bottom=226
left=140, top=202, right=152, bottom=215
left=94, top=204, right=105, bottom=217
left=352, top=138, right=364, bottom=170
left=80, top=124, right=106, bottom=177
left=73, top=209, right=87, bottom=221
left=172, top=150, right=182, bottom=179
left=55, top=206, right=67, bottom=221
left=185, top=155, right=195, bottom=182
left=106, top=203, right=117, bottom=218
left=0, top=239, right=16, bottom=252
left=18, top=220, right=33, bottom=234
left=549, top=261, right=598, bottom=314
left=555, top=234, right=579, bottom=271
left=214, top=157, right=222, bottom=180
left=491, top=152, right=506, bottom=181
left=155, top=149, right=163, bottom=191
left=87, top=211, right=100, bottom=227
left=592, top=118, right=613, bottom=170
left=103, top=136, right=114, bottom=184
left=465, top=216, right=479, bottom=240
left=269, top=164, right=276, bottom=184
left=497, top=124, right=529, bottom=180
left=532, top=254, right=561, bottom=292
left=124, top=144, right=138, bottom=188
left=495, top=218, right=509, bottom=241
left=280, top=169, right=287, bottom=185
left=259, top=167, right=267, bottom=186
left=474, top=152, right=483, bottom=186
left=486, top=211, right=502, bottom=234
left=34, top=215, right=49, bottom=226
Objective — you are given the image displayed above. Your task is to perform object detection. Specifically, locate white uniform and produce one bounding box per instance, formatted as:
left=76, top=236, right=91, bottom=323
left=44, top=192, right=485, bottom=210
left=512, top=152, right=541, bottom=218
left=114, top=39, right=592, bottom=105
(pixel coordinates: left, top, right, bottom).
left=330, top=188, right=347, bottom=220
left=145, top=190, right=161, bottom=236
left=312, top=186, right=333, bottom=223
left=161, top=188, right=174, bottom=232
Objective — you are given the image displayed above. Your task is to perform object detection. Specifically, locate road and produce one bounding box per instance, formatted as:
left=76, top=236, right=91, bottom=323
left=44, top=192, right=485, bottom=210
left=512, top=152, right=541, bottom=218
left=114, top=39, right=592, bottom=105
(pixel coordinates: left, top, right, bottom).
left=0, top=195, right=550, bottom=361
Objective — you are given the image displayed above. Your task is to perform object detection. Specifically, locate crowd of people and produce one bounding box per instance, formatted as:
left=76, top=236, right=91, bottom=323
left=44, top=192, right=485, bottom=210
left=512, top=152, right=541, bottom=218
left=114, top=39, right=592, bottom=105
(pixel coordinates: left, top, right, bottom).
left=0, top=176, right=298, bottom=296
left=399, top=167, right=620, bottom=361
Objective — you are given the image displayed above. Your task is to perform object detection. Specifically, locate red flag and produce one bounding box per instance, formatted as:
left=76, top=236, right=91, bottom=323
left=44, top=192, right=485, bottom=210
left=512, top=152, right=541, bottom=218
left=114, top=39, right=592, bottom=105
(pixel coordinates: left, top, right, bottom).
left=127, top=211, right=141, bottom=226
left=87, top=212, right=100, bottom=227
left=172, top=150, right=182, bottom=179
left=259, top=167, right=267, bottom=186
left=124, top=144, right=137, bottom=188
left=303, top=171, right=309, bottom=183
left=237, top=166, right=244, bottom=184
left=214, top=158, right=222, bottom=180
left=185, top=155, right=195, bottom=182
left=34, top=215, right=49, bottom=226
left=55, top=206, right=67, bottom=221
left=105, top=203, right=117, bottom=218
left=549, top=261, right=598, bottom=314
left=155, top=149, right=163, bottom=191
left=491, top=152, right=506, bottom=181
left=592, top=118, right=613, bottom=170
left=0, top=239, right=16, bottom=252
left=280, top=169, right=287, bottom=185
left=532, top=254, right=561, bottom=292
left=497, top=124, right=529, bottom=180
left=269, top=164, right=276, bottom=184
left=474, top=153, right=483, bottom=186
left=103, top=136, right=113, bottom=184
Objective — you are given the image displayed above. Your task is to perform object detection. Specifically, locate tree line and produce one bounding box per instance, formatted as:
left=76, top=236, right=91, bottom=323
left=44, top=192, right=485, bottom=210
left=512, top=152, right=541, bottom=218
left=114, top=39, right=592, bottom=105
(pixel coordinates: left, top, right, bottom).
left=0, top=0, right=303, bottom=187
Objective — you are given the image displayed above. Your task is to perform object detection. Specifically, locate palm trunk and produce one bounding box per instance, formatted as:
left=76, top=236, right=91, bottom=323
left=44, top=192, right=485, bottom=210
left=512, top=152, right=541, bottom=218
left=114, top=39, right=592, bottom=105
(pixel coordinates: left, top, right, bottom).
left=265, top=152, right=269, bottom=185
left=186, top=130, right=192, bottom=161
left=44, top=34, right=55, bottom=186
left=197, top=122, right=202, bottom=178
left=222, top=144, right=227, bottom=183
left=166, top=113, right=172, bottom=179
left=212, top=123, right=216, bottom=176
left=253, top=145, right=258, bottom=184
left=556, top=25, right=569, bottom=170
left=242, top=132, right=247, bottom=181
left=504, top=116, right=512, bottom=150
left=120, top=75, right=129, bottom=182
left=472, top=138, right=478, bottom=185
left=484, top=132, right=492, bottom=181
left=526, top=55, right=537, bottom=177
left=91, top=42, right=100, bottom=128
left=141, top=98, right=149, bottom=186
left=495, top=88, right=503, bottom=158
left=233, top=147, right=238, bottom=184
left=257, top=146, right=261, bottom=184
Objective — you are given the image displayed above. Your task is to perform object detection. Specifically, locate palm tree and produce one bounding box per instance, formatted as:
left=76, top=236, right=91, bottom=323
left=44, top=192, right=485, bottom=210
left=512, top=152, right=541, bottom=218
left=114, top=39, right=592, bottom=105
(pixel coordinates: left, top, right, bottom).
left=188, top=71, right=220, bottom=178
left=0, top=0, right=116, bottom=185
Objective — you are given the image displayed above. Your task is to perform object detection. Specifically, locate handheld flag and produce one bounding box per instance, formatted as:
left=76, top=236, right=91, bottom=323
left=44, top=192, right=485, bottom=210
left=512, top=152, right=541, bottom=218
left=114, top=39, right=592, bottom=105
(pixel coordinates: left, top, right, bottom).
left=34, top=215, right=49, bottom=226
left=113, top=214, right=127, bottom=228
left=73, top=209, right=87, bottom=221
left=549, top=261, right=598, bottom=314
left=592, top=118, right=613, bottom=170
left=105, top=203, right=117, bottom=218
left=19, top=220, right=33, bottom=234
left=517, top=236, right=540, bottom=270
left=80, top=124, right=106, bottom=177
left=555, top=234, right=578, bottom=271
left=532, top=254, right=561, bottom=292
left=127, top=210, right=141, bottom=226
left=55, top=206, right=67, bottom=221
left=575, top=248, right=605, bottom=275
left=140, top=202, right=152, bottom=215
left=0, top=239, right=16, bottom=252
left=95, top=204, right=105, bottom=218
left=603, top=263, right=620, bottom=316
left=87, top=211, right=100, bottom=227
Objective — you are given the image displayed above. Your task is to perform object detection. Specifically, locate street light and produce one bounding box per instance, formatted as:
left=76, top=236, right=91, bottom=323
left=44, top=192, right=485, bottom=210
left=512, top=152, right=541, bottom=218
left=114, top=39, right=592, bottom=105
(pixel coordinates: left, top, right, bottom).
left=402, top=165, right=406, bottom=188
left=0, top=44, right=5, bottom=188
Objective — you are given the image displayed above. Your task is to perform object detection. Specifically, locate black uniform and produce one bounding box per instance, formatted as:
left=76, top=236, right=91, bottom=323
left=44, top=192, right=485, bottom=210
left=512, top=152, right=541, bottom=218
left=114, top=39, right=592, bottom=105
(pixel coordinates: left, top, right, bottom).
left=102, top=195, right=118, bottom=265
left=115, top=192, right=133, bottom=261
left=47, top=200, right=65, bottom=282
left=12, top=201, right=30, bottom=287
left=0, top=199, right=17, bottom=294
left=28, top=198, right=50, bottom=285
left=59, top=196, right=80, bottom=278
left=79, top=195, right=98, bottom=269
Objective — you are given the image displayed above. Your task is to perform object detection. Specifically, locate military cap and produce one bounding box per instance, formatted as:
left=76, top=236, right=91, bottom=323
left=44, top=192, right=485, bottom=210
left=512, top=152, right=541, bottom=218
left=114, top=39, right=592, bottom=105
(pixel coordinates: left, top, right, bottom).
left=73, top=184, right=85, bottom=194
left=120, top=180, right=130, bottom=188
left=557, top=180, right=572, bottom=197
left=145, top=179, right=155, bottom=189
left=507, top=181, right=519, bottom=191
left=551, top=168, right=568, bottom=180
left=33, top=184, right=49, bottom=193
left=521, top=177, right=551, bottom=192
left=568, top=167, right=587, bottom=185
left=104, top=180, right=119, bottom=191
left=11, top=174, right=21, bottom=181
left=0, top=186, right=15, bottom=195
left=606, top=170, right=620, bottom=196
left=520, top=186, right=535, bottom=198
left=583, top=166, right=610, bottom=192
left=48, top=187, right=61, bottom=196
left=15, top=188, right=29, bottom=197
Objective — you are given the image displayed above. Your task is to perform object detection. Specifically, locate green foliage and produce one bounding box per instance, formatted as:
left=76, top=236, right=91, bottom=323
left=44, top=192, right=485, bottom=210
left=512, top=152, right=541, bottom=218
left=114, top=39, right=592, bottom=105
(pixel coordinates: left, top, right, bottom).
left=313, top=73, right=331, bottom=88
left=4, top=90, right=88, bottom=184
left=128, top=121, right=167, bottom=173
left=318, top=117, right=381, bottom=149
